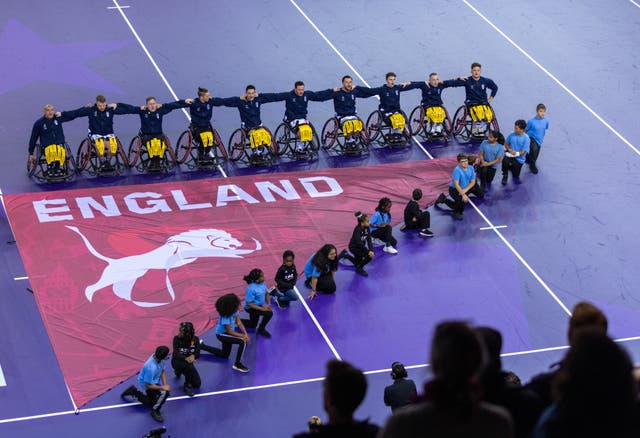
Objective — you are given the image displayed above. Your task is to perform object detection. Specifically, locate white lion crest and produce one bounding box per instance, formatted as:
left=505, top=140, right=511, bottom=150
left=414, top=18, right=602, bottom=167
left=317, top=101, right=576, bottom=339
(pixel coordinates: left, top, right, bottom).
left=66, top=226, right=261, bottom=308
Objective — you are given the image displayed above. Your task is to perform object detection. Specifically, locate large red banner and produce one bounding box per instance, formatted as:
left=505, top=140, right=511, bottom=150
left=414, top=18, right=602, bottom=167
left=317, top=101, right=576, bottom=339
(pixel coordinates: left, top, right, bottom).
left=5, top=159, right=454, bottom=406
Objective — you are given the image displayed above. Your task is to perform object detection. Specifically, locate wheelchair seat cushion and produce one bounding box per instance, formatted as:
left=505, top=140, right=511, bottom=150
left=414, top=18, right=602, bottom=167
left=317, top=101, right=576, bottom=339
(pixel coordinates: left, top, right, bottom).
left=298, top=124, right=313, bottom=142
left=426, top=106, right=446, bottom=124
left=249, top=128, right=272, bottom=149
left=388, top=113, right=406, bottom=130
left=469, top=104, right=493, bottom=123
left=44, top=144, right=66, bottom=165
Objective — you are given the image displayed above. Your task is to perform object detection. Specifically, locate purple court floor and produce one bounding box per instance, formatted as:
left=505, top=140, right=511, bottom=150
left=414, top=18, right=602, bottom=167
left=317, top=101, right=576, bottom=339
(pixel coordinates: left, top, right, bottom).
left=0, top=1, right=639, bottom=437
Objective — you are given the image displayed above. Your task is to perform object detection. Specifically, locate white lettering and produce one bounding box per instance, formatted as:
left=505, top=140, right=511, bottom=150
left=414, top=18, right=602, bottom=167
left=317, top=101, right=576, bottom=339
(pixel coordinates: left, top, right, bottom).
left=255, top=180, right=301, bottom=203
left=171, top=190, right=213, bottom=210
left=34, top=199, right=73, bottom=222
left=216, top=185, right=260, bottom=207
left=76, top=196, right=121, bottom=219
left=299, top=176, right=343, bottom=198
left=124, top=192, right=172, bottom=214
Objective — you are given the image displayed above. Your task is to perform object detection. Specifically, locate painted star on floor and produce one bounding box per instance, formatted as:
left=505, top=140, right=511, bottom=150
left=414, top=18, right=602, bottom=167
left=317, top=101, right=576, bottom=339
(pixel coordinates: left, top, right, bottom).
left=0, top=18, right=133, bottom=95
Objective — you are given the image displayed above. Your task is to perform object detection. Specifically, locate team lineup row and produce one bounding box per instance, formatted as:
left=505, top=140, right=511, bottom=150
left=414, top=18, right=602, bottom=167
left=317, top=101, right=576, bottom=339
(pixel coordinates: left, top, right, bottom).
left=26, top=63, right=500, bottom=182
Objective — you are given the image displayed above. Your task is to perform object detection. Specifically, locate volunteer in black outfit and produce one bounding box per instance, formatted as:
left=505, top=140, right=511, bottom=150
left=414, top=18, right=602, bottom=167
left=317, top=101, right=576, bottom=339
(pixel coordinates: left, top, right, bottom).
left=338, top=211, right=375, bottom=277
left=171, top=321, right=201, bottom=397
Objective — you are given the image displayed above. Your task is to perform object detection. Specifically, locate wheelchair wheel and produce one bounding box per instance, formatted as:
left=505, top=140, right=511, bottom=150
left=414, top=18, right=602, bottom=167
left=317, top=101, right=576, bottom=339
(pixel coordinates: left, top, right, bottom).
left=274, top=123, right=291, bottom=156
left=27, top=156, right=37, bottom=177
left=212, top=129, right=228, bottom=161
left=65, top=143, right=78, bottom=176
left=228, top=129, right=245, bottom=161
left=114, top=137, right=128, bottom=169
left=163, top=135, right=176, bottom=166
left=443, top=108, right=453, bottom=134
left=490, top=116, right=499, bottom=133
left=309, top=123, right=321, bottom=153
left=127, top=136, right=142, bottom=167
left=321, top=118, right=338, bottom=150
left=175, top=130, right=192, bottom=164
left=452, top=105, right=468, bottom=137
left=76, top=138, right=93, bottom=172
left=365, top=111, right=383, bottom=143
left=409, top=106, right=425, bottom=136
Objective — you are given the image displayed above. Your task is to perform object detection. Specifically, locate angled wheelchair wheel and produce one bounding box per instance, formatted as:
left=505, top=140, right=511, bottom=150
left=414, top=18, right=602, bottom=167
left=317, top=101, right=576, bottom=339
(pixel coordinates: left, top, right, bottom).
left=163, top=135, right=176, bottom=167
left=212, top=129, right=228, bottom=161
left=443, top=107, right=453, bottom=135
left=114, top=137, right=128, bottom=170
left=365, top=110, right=383, bottom=143
left=64, top=143, right=77, bottom=176
left=490, top=115, right=499, bottom=133
left=409, top=106, right=425, bottom=136
left=274, top=123, right=291, bottom=157
left=127, top=136, right=142, bottom=168
left=309, top=123, right=321, bottom=154
left=452, top=105, right=468, bottom=138
left=321, top=118, right=338, bottom=150
left=76, top=138, right=93, bottom=173
left=175, top=130, right=193, bottom=164
left=228, top=128, right=246, bottom=161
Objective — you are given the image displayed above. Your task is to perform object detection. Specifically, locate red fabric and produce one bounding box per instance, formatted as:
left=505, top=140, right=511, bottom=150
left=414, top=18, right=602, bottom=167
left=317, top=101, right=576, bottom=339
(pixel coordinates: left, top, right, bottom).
left=5, top=158, right=455, bottom=406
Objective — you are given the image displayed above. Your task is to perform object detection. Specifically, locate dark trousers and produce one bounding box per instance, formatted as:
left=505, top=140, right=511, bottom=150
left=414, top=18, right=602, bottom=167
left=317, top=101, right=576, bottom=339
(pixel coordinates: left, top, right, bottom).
left=244, top=307, right=273, bottom=330
left=371, top=226, right=397, bottom=247
left=171, top=359, right=201, bottom=389
left=313, top=272, right=337, bottom=294
left=134, top=388, right=169, bottom=412
left=405, top=211, right=431, bottom=230
left=526, top=138, right=540, bottom=165
left=344, top=245, right=372, bottom=269
left=444, top=185, right=484, bottom=214
left=478, top=165, right=497, bottom=187
left=502, top=156, right=524, bottom=178
left=201, top=334, right=246, bottom=365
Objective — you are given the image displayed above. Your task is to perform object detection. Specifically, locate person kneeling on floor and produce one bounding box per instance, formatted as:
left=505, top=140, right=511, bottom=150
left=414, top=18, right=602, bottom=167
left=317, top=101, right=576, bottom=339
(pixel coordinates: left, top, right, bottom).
left=403, top=188, right=434, bottom=237
left=435, top=153, right=484, bottom=220
left=171, top=321, right=202, bottom=397
left=338, top=211, right=375, bottom=277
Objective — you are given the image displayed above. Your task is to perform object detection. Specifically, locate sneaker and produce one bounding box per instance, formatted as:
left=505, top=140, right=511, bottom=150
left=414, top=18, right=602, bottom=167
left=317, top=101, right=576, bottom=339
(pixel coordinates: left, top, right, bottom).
left=268, top=286, right=277, bottom=297
left=184, top=384, right=194, bottom=397
left=274, top=296, right=285, bottom=309
left=399, top=223, right=407, bottom=231
left=338, top=249, right=349, bottom=260
left=372, top=238, right=385, bottom=247
left=435, top=193, right=446, bottom=205
left=452, top=211, right=463, bottom=220
left=419, top=229, right=434, bottom=237
left=383, top=245, right=398, bottom=254
left=355, top=267, right=369, bottom=277
left=150, top=410, right=164, bottom=422
left=120, top=385, right=137, bottom=401
left=257, top=328, right=272, bottom=338
left=530, top=163, right=539, bottom=174
left=233, top=362, right=250, bottom=373
left=501, top=176, right=508, bottom=185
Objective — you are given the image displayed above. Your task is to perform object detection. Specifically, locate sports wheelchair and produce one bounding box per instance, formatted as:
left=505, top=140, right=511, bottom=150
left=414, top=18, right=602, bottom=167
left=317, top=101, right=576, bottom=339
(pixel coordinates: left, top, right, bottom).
left=76, top=135, right=128, bottom=176
left=127, top=134, right=177, bottom=173
left=27, top=143, right=77, bottom=183
left=175, top=125, right=227, bottom=170
left=408, top=105, right=453, bottom=141
left=452, top=103, right=499, bottom=142
left=320, top=116, right=369, bottom=156
left=273, top=120, right=320, bottom=160
left=365, top=110, right=411, bottom=148
left=227, top=126, right=277, bottom=166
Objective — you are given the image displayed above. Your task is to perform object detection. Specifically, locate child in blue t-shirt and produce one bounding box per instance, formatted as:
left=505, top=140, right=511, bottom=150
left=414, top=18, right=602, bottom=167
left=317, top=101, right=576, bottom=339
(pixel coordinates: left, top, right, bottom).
left=502, top=119, right=531, bottom=185
left=199, top=293, right=250, bottom=373
left=478, top=130, right=505, bottom=190
left=241, top=268, right=273, bottom=338
left=525, top=103, right=549, bottom=174
left=370, top=197, right=398, bottom=254
left=435, top=153, right=484, bottom=220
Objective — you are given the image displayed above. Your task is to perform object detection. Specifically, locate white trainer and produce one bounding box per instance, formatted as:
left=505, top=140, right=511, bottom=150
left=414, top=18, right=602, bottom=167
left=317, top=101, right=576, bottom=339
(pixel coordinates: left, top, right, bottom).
left=383, top=245, right=398, bottom=254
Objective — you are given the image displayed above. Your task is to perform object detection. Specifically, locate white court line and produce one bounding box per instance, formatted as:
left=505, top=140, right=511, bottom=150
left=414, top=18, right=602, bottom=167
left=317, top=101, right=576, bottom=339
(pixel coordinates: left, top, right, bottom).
left=479, top=225, right=507, bottom=231
left=293, top=286, right=342, bottom=359
left=289, top=0, right=572, bottom=316
left=13, top=276, right=28, bottom=281
left=0, top=362, right=6, bottom=387
left=463, top=0, right=640, bottom=158
left=109, top=0, right=227, bottom=177
left=3, top=334, right=640, bottom=425
left=630, top=0, right=640, bottom=9
left=106, top=5, right=129, bottom=9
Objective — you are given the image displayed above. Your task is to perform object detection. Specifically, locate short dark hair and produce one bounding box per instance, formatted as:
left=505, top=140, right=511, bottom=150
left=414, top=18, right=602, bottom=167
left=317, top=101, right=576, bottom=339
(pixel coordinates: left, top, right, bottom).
left=341, top=75, right=352, bottom=83
left=536, top=103, right=546, bottom=111
left=154, top=346, right=170, bottom=360
left=568, top=301, right=608, bottom=345
left=294, top=81, right=305, bottom=88
left=457, top=153, right=468, bottom=162
left=246, top=84, right=256, bottom=92
left=429, top=72, right=438, bottom=78
left=96, top=95, right=106, bottom=103
left=145, top=96, right=156, bottom=104
left=215, top=293, right=241, bottom=318
left=283, top=249, right=295, bottom=260
left=324, top=360, right=367, bottom=417
left=471, top=62, right=482, bottom=70
left=386, top=72, right=396, bottom=79
left=197, top=87, right=208, bottom=97
left=515, top=119, right=527, bottom=130
left=412, top=188, right=422, bottom=201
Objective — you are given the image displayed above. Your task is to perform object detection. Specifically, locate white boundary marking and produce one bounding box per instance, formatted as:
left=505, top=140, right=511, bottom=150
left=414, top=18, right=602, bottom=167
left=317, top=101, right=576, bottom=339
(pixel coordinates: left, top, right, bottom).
left=630, top=0, right=640, bottom=9
left=13, top=276, right=28, bottom=281
left=463, top=0, right=640, bottom=157
left=109, top=0, right=227, bottom=177
left=0, top=362, right=6, bottom=387
left=289, top=0, right=572, bottom=316
left=3, top=334, right=640, bottom=424
left=293, top=286, right=342, bottom=359
left=479, top=225, right=507, bottom=231
left=106, top=5, right=129, bottom=9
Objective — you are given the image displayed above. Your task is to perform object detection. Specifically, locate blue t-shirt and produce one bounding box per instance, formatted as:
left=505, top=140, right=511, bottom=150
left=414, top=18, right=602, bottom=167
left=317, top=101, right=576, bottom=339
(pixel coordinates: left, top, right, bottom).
left=138, top=354, right=165, bottom=389
left=480, top=140, right=505, bottom=169
left=369, top=210, right=390, bottom=231
left=304, top=254, right=322, bottom=278
left=244, top=282, right=267, bottom=309
left=216, top=310, right=238, bottom=335
left=449, top=165, right=476, bottom=188
left=506, top=132, right=531, bottom=164
left=525, top=116, right=549, bottom=146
